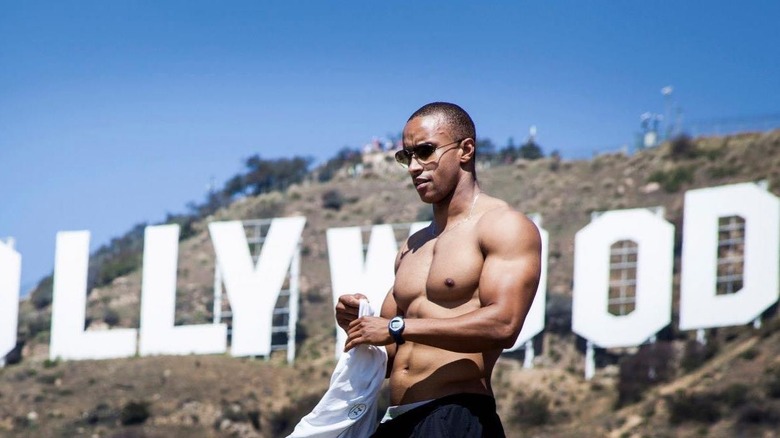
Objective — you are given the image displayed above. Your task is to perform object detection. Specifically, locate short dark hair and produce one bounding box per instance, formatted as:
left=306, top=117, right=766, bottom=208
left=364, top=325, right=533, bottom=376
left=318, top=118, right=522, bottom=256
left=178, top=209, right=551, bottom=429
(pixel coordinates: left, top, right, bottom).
left=408, top=102, right=476, bottom=143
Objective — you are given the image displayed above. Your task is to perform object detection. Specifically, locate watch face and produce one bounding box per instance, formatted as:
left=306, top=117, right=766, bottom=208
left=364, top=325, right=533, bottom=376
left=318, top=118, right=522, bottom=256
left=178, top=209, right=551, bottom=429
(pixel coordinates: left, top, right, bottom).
left=390, top=318, right=403, bottom=331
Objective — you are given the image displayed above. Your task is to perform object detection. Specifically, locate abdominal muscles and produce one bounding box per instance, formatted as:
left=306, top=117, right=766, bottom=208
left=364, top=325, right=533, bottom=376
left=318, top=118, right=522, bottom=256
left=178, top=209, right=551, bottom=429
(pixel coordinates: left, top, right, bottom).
left=388, top=296, right=498, bottom=405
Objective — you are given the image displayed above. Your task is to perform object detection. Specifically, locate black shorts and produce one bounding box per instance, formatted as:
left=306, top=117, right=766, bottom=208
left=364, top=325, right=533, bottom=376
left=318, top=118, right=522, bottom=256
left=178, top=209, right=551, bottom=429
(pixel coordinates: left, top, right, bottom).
left=371, top=393, right=506, bottom=438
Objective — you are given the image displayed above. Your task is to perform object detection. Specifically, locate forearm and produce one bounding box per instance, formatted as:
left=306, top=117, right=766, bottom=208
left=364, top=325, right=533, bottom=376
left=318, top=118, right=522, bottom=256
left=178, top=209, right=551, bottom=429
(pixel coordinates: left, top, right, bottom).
left=402, top=304, right=522, bottom=353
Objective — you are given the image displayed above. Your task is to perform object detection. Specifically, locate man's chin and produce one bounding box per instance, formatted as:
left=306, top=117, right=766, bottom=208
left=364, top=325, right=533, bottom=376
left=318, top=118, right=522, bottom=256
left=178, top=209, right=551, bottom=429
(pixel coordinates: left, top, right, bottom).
left=416, top=192, right=435, bottom=204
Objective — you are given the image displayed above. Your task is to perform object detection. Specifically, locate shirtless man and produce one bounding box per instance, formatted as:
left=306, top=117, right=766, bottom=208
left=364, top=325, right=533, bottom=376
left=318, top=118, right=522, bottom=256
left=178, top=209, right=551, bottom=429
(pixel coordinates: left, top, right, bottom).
left=336, top=102, right=541, bottom=437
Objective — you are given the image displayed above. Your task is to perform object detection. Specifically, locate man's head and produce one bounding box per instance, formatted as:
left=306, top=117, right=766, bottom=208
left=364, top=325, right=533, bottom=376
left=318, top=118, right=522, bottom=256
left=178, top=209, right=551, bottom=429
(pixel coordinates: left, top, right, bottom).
left=402, top=102, right=478, bottom=203
left=407, top=102, right=476, bottom=143
left=399, top=102, right=478, bottom=168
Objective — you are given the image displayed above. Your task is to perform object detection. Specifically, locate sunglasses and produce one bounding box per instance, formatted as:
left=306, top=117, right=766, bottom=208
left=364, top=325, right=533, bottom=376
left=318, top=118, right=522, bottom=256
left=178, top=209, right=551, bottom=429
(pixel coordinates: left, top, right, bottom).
left=394, top=138, right=466, bottom=167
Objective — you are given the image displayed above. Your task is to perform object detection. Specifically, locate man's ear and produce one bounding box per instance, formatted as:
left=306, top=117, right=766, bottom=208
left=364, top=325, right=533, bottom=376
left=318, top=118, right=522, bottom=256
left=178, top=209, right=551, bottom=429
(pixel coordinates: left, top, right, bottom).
left=459, top=138, right=475, bottom=163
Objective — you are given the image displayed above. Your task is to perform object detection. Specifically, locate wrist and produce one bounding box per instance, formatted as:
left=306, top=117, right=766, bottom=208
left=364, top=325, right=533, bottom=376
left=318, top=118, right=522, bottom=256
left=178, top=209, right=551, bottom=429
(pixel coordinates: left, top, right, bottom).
left=388, top=316, right=405, bottom=345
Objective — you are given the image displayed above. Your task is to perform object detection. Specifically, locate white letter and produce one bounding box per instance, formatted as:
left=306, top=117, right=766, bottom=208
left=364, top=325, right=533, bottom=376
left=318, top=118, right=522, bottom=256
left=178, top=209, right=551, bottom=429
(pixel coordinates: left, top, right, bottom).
left=49, top=231, right=137, bottom=360
left=0, top=240, right=21, bottom=364
left=139, top=225, right=227, bottom=356
left=327, top=223, right=428, bottom=354
left=573, top=209, right=674, bottom=348
left=506, top=216, right=548, bottom=352
left=209, top=217, right=306, bottom=357
left=679, top=183, right=780, bottom=330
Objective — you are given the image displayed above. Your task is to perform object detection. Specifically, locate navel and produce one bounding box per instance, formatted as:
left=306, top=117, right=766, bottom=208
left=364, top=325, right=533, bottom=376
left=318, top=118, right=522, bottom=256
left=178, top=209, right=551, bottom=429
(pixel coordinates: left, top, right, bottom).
left=444, top=278, right=455, bottom=287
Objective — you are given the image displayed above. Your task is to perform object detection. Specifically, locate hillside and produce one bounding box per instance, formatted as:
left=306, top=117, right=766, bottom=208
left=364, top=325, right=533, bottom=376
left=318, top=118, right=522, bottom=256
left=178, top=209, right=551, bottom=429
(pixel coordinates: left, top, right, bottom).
left=3, top=130, right=780, bottom=437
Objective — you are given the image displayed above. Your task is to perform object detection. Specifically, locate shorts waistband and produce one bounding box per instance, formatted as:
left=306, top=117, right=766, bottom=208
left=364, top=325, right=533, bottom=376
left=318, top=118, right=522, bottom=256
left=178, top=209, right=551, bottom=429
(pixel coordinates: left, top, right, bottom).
left=380, top=393, right=496, bottom=423
left=380, top=399, right=433, bottom=423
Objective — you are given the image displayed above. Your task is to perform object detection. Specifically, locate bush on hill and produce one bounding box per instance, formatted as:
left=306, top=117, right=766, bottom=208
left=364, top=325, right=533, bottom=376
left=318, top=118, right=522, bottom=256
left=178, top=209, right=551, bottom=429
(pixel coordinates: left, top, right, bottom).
left=616, top=342, right=675, bottom=407
left=666, top=390, right=721, bottom=425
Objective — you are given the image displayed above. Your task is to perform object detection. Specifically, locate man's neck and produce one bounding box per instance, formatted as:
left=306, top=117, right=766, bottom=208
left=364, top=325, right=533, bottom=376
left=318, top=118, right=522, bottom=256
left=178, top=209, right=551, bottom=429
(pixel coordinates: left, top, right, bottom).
left=431, top=179, right=480, bottom=235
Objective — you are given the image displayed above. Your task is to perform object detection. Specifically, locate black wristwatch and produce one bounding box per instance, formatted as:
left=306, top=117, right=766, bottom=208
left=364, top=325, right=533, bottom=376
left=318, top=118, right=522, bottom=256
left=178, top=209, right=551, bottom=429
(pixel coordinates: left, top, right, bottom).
left=388, top=316, right=405, bottom=345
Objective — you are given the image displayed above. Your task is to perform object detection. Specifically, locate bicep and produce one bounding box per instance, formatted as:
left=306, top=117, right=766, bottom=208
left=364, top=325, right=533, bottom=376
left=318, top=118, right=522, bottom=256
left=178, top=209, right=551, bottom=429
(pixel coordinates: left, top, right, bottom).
left=380, top=286, right=400, bottom=318
left=382, top=238, right=408, bottom=319
left=478, top=213, right=542, bottom=325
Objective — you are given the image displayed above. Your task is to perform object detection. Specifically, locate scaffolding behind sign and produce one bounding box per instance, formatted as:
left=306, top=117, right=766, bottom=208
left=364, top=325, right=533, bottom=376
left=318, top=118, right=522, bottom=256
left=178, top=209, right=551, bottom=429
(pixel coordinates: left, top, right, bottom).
left=212, top=219, right=301, bottom=363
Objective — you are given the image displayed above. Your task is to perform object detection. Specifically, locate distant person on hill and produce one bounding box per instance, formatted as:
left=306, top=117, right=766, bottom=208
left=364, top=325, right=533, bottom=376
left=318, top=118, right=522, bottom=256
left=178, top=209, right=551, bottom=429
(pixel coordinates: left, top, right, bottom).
left=336, top=102, right=542, bottom=437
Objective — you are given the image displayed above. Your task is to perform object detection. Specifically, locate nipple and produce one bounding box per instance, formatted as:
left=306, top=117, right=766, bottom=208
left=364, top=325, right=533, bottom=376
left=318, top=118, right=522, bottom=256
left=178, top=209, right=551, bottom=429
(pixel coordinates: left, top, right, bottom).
left=445, top=278, right=455, bottom=287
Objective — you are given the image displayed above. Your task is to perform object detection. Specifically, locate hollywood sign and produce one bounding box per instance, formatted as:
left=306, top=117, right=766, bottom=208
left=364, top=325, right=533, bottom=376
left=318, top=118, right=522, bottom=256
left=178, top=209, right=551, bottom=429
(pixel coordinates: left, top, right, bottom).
left=0, top=182, right=778, bottom=367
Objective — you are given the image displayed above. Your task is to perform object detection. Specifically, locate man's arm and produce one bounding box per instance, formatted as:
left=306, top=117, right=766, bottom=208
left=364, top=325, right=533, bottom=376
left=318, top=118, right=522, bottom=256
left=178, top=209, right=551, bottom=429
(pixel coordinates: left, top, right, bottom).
left=379, top=287, right=400, bottom=376
left=344, top=208, right=541, bottom=353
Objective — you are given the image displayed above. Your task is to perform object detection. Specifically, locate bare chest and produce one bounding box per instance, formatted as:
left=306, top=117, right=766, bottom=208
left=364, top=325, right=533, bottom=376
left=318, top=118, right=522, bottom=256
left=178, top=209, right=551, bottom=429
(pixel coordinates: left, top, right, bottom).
left=394, top=226, right=484, bottom=316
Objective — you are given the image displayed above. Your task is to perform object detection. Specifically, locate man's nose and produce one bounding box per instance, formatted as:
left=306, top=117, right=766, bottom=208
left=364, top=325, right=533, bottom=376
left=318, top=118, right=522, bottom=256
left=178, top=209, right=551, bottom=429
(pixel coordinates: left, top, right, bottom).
left=408, top=156, right=423, bottom=174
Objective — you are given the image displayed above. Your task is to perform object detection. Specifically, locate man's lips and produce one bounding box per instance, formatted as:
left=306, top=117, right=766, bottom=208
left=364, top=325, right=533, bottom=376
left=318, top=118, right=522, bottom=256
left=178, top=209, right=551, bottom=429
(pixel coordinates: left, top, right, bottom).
left=414, top=178, right=430, bottom=189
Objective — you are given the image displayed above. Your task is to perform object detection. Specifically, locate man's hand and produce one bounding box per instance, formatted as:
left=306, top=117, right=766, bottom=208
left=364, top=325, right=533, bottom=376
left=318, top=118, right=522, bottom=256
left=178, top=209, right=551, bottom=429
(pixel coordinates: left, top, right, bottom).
left=335, top=293, right=367, bottom=332
left=345, top=316, right=394, bottom=352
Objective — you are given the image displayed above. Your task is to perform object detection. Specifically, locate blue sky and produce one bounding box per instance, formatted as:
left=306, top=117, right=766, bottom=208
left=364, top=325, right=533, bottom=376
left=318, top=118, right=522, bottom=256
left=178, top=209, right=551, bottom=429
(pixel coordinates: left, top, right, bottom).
left=2, top=1, right=779, bottom=291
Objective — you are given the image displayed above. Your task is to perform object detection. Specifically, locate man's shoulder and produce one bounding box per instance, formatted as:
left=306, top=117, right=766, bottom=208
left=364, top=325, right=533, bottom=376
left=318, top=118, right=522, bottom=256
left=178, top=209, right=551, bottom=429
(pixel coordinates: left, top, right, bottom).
left=476, top=197, right=540, bottom=250
left=476, top=196, right=533, bottom=228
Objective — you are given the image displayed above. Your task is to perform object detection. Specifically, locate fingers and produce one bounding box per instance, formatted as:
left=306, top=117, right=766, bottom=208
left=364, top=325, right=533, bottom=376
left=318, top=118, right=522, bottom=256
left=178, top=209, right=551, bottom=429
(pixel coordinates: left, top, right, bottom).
left=344, top=317, right=366, bottom=351
left=338, top=293, right=366, bottom=309
left=344, top=316, right=391, bottom=351
left=335, top=294, right=367, bottom=331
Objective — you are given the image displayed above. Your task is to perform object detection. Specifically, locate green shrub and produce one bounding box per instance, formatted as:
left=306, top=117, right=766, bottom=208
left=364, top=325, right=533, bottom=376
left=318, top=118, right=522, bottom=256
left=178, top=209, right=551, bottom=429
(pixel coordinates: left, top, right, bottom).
left=736, top=403, right=780, bottom=426
left=668, top=134, right=700, bottom=160
left=96, top=252, right=141, bottom=287
left=103, top=308, right=121, bottom=327
left=545, top=293, right=572, bottom=334
left=87, top=223, right=146, bottom=290
left=707, top=164, right=741, bottom=179
left=519, top=141, right=544, bottom=160
left=766, top=367, right=780, bottom=399
left=681, top=339, right=719, bottom=372
left=246, top=196, right=284, bottom=219
left=164, top=213, right=197, bottom=241
left=759, top=315, right=780, bottom=339
left=715, top=383, right=750, bottom=408
left=120, top=400, right=150, bottom=425
left=24, top=313, right=52, bottom=340
left=321, top=189, right=344, bottom=211
left=221, top=402, right=248, bottom=423
left=740, top=347, right=759, bottom=361
left=666, top=391, right=721, bottom=425
left=84, top=403, right=118, bottom=425
left=704, top=145, right=726, bottom=161
left=270, top=394, right=321, bottom=436
left=29, top=276, right=54, bottom=310
left=316, top=148, right=362, bottom=182
left=648, top=166, right=695, bottom=193
left=248, top=410, right=261, bottom=430
left=616, top=342, right=675, bottom=407
left=36, top=371, right=62, bottom=385
left=511, top=391, right=551, bottom=427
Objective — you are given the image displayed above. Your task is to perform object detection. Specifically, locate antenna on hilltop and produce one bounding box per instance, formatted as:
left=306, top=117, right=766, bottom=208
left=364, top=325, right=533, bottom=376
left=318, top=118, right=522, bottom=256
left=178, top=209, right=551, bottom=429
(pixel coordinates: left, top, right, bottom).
left=661, top=85, right=683, bottom=139
left=640, top=112, right=663, bottom=148
left=662, top=86, right=674, bottom=139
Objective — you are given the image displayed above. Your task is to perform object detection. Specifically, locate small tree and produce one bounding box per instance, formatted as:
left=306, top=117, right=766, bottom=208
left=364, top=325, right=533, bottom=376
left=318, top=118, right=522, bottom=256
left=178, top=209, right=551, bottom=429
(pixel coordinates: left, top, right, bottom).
left=476, top=138, right=497, bottom=163
left=321, top=189, right=344, bottom=211
left=519, top=139, right=544, bottom=160
left=511, top=392, right=551, bottom=427
left=669, top=134, right=699, bottom=160
left=616, top=342, right=675, bottom=407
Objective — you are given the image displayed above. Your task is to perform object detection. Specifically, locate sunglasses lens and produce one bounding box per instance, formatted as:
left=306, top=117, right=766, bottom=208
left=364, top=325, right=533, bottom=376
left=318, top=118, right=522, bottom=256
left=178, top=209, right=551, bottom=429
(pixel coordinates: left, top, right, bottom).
left=395, top=150, right=411, bottom=166
left=414, top=144, right=436, bottom=161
